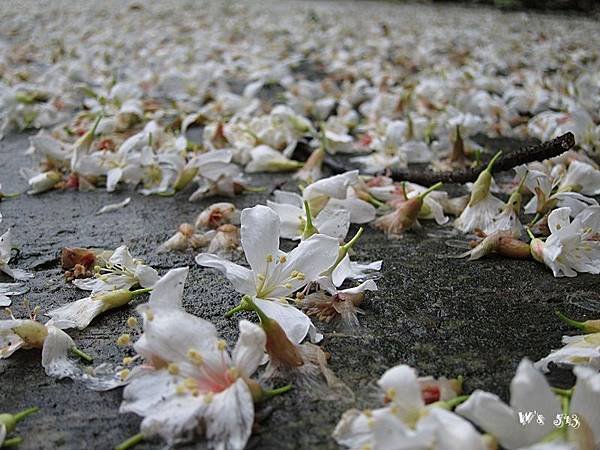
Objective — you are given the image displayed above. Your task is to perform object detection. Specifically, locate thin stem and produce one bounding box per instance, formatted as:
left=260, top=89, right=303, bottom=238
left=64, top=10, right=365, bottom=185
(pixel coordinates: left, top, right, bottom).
left=302, top=201, right=318, bottom=239
left=528, top=213, right=541, bottom=227
left=90, top=113, right=102, bottom=136
left=525, top=227, right=536, bottom=241
left=561, top=395, right=570, bottom=416
left=401, top=182, right=409, bottom=201
left=225, top=304, right=244, bottom=318
left=342, top=227, right=364, bottom=252
left=70, top=346, right=93, bottom=363
left=555, top=311, right=585, bottom=331
left=130, top=288, right=152, bottom=297
left=2, top=437, right=23, bottom=447
left=263, top=384, right=293, bottom=398
left=516, top=171, right=528, bottom=193
left=243, top=185, right=267, bottom=193
left=366, top=193, right=387, bottom=208
left=247, top=297, right=270, bottom=325
left=445, top=395, right=469, bottom=409
left=115, top=433, right=144, bottom=450
left=418, top=181, right=443, bottom=199
left=551, top=387, right=573, bottom=397
left=1, top=192, right=20, bottom=199
left=14, top=406, right=39, bottom=423
left=485, top=151, right=503, bottom=173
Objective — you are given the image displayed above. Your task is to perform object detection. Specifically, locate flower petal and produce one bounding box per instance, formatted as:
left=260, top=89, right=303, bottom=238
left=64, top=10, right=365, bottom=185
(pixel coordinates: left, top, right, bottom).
left=377, top=365, right=425, bottom=419
left=279, top=233, right=340, bottom=291
left=570, top=366, right=600, bottom=448
left=46, top=296, right=104, bottom=330
left=303, top=171, right=359, bottom=201
left=547, top=207, right=572, bottom=235
left=233, top=320, right=266, bottom=377
left=148, top=267, right=188, bottom=310
left=195, top=253, right=255, bottom=296
left=266, top=200, right=303, bottom=240
left=509, top=359, right=561, bottom=445
left=421, top=407, right=486, bottom=450
left=121, top=368, right=204, bottom=446
left=41, top=326, right=77, bottom=379
left=241, top=205, right=281, bottom=275
left=456, top=390, right=524, bottom=449
left=205, top=379, right=254, bottom=450
left=254, top=298, right=322, bottom=344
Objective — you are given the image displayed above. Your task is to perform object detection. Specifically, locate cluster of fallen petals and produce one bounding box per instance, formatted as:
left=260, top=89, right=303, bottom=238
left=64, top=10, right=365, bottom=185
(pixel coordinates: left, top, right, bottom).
left=334, top=359, right=600, bottom=450
left=1, top=0, right=600, bottom=449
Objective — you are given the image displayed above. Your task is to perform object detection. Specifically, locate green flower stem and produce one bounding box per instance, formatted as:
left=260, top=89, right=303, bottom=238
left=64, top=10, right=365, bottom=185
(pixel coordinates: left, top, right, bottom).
left=115, top=433, right=144, bottom=450
left=555, top=311, right=585, bottom=331
left=13, top=407, right=39, bottom=423
left=225, top=295, right=253, bottom=318
left=516, top=171, right=528, bottom=193
left=418, top=182, right=443, bottom=199
left=2, top=437, right=23, bottom=447
left=342, top=227, right=364, bottom=253
left=0, top=192, right=20, bottom=200
left=263, top=384, right=293, bottom=398
left=485, top=150, right=502, bottom=173
left=130, top=288, right=152, bottom=297
left=551, top=387, right=573, bottom=398
left=243, top=185, right=267, bottom=193
left=528, top=213, right=541, bottom=227
left=90, top=114, right=102, bottom=135
left=525, top=227, right=536, bottom=241
left=326, top=227, right=365, bottom=275
left=70, top=346, right=93, bottom=363
left=245, top=296, right=270, bottom=325
left=444, top=395, right=469, bottom=409
left=402, top=182, right=409, bottom=200
left=302, top=201, right=319, bottom=239
left=366, top=193, right=387, bottom=208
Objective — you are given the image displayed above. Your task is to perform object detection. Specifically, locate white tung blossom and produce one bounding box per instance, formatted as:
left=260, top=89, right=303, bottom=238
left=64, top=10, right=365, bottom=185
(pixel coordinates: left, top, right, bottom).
left=120, top=267, right=269, bottom=450
left=196, top=205, right=340, bottom=344
left=530, top=206, right=600, bottom=277
left=72, top=245, right=158, bottom=293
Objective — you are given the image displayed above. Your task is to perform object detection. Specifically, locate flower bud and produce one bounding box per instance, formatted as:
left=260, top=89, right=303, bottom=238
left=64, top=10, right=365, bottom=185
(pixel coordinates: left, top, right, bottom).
left=496, top=235, right=531, bottom=259
left=96, top=289, right=134, bottom=309
left=374, top=197, right=423, bottom=236
left=27, top=170, right=61, bottom=195
left=261, top=317, right=304, bottom=368
left=207, top=224, right=240, bottom=253
left=195, top=203, right=239, bottom=229
left=468, top=170, right=492, bottom=206
left=529, top=238, right=546, bottom=263
left=173, top=166, right=199, bottom=192
left=13, top=320, right=48, bottom=348
left=0, top=413, right=18, bottom=433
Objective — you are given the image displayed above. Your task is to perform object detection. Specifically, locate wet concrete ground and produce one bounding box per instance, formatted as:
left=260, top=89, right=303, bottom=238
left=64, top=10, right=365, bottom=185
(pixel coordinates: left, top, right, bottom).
left=2, top=130, right=600, bottom=449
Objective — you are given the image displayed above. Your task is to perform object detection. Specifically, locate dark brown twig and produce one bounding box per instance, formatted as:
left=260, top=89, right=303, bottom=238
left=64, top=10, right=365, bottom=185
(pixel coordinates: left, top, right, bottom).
left=308, top=132, right=575, bottom=184
left=390, top=132, right=575, bottom=184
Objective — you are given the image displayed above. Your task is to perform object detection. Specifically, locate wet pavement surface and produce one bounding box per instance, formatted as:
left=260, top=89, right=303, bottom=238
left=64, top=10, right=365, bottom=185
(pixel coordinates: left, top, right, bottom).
left=2, top=131, right=600, bottom=449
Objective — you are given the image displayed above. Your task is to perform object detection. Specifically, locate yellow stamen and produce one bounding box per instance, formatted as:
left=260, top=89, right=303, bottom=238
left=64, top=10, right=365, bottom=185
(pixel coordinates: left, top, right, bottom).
left=187, top=349, right=204, bottom=365
left=116, top=334, right=131, bottom=346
